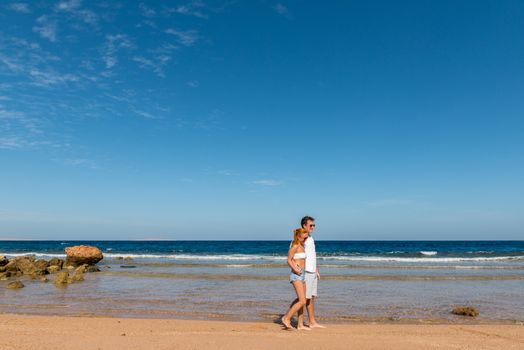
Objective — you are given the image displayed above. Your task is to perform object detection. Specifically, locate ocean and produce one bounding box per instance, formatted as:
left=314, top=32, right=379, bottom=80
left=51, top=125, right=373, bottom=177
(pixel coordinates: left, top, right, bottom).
left=1, top=240, right=524, bottom=323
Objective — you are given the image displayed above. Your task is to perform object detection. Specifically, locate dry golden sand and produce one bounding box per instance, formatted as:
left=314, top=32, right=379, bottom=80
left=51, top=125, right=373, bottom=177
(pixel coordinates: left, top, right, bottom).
left=0, top=314, right=523, bottom=350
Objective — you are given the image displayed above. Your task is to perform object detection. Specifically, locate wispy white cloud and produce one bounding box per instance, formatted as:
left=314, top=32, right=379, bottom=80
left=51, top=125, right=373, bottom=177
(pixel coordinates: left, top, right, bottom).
left=0, top=136, right=23, bottom=149
left=0, top=108, right=26, bottom=121
left=133, top=54, right=171, bottom=78
left=56, top=0, right=82, bottom=12
left=253, top=179, right=283, bottom=186
left=0, top=36, right=77, bottom=89
left=273, top=3, right=289, bottom=16
left=133, top=56, right=155, bottom=69
left=102, top=34, right=133, bottom=69
left=186, top=80, right=199, bottom=88
left=170, top=1, right=207, bottom=19
left=154, top=42, right=178, bottom=54
left=7, top=2, right=30, bottom=13
left=29, top=69, right=79, bottom=86
left=55, top=0, right=98, bottom=25
left=0, top=136, right=50, bottom=150
left=0, top=0, right=217, bottom=163
left=63, top=158, right=99, bottom=169
left=75, top=9, right=98, bottom=25
left=0, top=54, right=25, bottom=72
left=0, top=37, right=60, bottom=77
left=137, top=19, right=158, bottom=29
left=366, top=198, right=415, bottom=207
left=165, top=29, right=199, bottom=46
left=33, top=15, right=58, bottom=42
left=0, top=107, right=42, bottom=134
left=9, top=37, right=41, bottom=51
left=132, top=108, right=159, bottom=119
left=139, top=2, right=156, bottom=17
left=218, top=169, right=239, bottom=176
left=193, top=108, right=223, bottom=129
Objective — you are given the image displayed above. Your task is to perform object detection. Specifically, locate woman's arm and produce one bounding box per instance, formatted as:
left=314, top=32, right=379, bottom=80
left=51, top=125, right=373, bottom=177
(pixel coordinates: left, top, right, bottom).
left=287, top=244, right=301, bottom=274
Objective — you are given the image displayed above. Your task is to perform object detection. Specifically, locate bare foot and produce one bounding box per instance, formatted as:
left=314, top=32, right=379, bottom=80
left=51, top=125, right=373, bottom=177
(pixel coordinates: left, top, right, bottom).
left=297, top=325, right=311, bottom=331
left=309, top=323, right=326, bottom=329
left=281, top=316, right=293, bottom=330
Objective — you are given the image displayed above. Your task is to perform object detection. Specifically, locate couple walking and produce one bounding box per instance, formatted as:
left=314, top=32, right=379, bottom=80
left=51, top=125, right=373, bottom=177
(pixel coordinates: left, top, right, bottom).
left=281, top=216, right=326, bottom=330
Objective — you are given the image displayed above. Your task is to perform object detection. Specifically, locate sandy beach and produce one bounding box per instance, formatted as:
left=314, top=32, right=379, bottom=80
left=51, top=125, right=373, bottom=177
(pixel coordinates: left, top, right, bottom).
left=0, top=313, right=522, bottom=350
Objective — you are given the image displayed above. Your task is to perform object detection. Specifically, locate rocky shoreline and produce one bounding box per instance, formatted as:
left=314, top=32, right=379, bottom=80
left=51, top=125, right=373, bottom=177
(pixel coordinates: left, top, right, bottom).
left=0, top=245, right=104, bottom=288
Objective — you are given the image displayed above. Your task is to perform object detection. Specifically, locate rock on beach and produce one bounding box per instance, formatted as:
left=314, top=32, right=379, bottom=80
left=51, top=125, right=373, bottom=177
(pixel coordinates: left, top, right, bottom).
left=452, top=306, right=479, bottom=317
left=65, top=245, right=103, bottom=266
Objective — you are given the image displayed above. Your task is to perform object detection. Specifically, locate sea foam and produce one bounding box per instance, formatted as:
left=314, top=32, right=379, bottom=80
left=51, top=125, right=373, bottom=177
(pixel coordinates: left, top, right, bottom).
left=1, top=252, right=523, bottom=263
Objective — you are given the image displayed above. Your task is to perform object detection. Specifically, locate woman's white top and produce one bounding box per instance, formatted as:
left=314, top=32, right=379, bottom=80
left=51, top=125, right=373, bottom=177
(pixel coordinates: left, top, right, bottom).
left=293, top=252, right=306, bottom=260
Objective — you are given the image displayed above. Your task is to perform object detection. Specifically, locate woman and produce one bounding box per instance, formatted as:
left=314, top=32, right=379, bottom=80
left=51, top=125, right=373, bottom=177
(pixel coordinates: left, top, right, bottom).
left=281, top=228, right=310, bottom=330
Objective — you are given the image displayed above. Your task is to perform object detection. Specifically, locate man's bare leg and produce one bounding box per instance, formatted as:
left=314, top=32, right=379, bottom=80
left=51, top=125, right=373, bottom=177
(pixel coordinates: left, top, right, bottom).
left=306, top=297, right=326, bottom=328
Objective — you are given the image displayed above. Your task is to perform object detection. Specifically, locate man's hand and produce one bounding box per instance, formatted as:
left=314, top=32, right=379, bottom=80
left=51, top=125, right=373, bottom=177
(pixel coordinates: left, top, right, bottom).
left=316, top=271, right=320, bottom=280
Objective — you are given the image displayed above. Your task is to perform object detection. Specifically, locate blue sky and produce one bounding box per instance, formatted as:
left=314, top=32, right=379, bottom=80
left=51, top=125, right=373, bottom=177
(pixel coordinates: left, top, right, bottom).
left=0, top=0, right=523, bottom=240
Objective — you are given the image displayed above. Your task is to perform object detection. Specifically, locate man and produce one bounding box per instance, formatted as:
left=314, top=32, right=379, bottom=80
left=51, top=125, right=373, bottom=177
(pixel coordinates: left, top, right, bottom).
left=288, top=216, right=326, bottom=329
left=302, top=215, right=325, bottom=328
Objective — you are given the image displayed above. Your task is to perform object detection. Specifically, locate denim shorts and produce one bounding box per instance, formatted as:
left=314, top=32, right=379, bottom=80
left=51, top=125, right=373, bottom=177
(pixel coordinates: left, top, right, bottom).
left=290, top=269, right=305, bottom=283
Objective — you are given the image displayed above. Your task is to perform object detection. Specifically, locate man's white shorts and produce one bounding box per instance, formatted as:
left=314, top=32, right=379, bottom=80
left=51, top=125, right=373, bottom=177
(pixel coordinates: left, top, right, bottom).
left=305, top=272, right=318, bottom=299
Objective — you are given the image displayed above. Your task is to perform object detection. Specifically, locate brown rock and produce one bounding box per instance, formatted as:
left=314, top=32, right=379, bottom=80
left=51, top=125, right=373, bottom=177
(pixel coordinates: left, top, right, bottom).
left=75, top=264, right=87, bottom=274
left=452, top=306, right=479, bottom=317
left=0, top=266, right=5, bottom=272
left=11, top=256, right=36, bottom=275
left=0, top=256, right=8, bottom=266
left=54, top=271, right=69, bottom=286
left=73, top=273, right=84, bottom=282
left=40, top=277, right=49, bottom=282
left=86, top=265, right=101, bottom=273
left=65, top=245, right=103, bottom=266
left=5, top=256, right=48, bottom=276
left=0, top=272, right=9, bottom=280
left=34, top=259, right=49, bottom=275
left=6, top=281, right=24, bottom=289
left=48, top=258, right=64, bottom=268
left=47, top=265, right=61, bottom=274
left=5, top=261, right=18, bottom=272
left=73, top=264, right=87, bottom=282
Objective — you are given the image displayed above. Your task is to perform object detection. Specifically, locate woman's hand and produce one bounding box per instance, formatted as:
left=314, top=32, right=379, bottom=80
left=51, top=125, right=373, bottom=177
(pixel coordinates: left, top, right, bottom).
left=293, top=265, right=302, bottom=275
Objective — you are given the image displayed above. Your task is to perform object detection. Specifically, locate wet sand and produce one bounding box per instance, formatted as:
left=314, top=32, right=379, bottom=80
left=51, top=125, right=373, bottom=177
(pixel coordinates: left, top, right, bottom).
left=1, top=313, right=523, bottom=350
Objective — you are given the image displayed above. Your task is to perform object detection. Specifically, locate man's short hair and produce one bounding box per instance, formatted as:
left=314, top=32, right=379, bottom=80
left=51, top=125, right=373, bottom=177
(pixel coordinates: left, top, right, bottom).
left=301, top=216, right=315, bottom=228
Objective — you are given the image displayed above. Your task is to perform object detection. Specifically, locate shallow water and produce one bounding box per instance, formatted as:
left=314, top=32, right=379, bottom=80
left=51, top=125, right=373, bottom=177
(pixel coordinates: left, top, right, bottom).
left=1, top=240, right=524, bottom=323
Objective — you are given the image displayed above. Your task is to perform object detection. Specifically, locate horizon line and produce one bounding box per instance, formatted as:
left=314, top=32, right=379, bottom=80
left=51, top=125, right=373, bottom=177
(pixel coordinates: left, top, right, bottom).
left=0, top=239, right=523, bottom=242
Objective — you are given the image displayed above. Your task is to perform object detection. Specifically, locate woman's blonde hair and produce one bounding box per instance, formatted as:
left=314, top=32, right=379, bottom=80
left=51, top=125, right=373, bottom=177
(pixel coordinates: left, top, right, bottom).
left=292, top=228, right=308, bottom=246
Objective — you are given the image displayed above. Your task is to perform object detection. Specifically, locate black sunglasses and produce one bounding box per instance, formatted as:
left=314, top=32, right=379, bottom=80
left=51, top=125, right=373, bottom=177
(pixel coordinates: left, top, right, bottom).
left=309, top=224, right=316, bottom=228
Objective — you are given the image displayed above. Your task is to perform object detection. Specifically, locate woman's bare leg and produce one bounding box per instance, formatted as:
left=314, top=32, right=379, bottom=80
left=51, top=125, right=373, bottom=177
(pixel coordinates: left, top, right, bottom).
left=282, top=281, right=307, bottom=329
left=288, top=296, right=309, bottom=329
left=296, top=297, right=305, bottom=328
